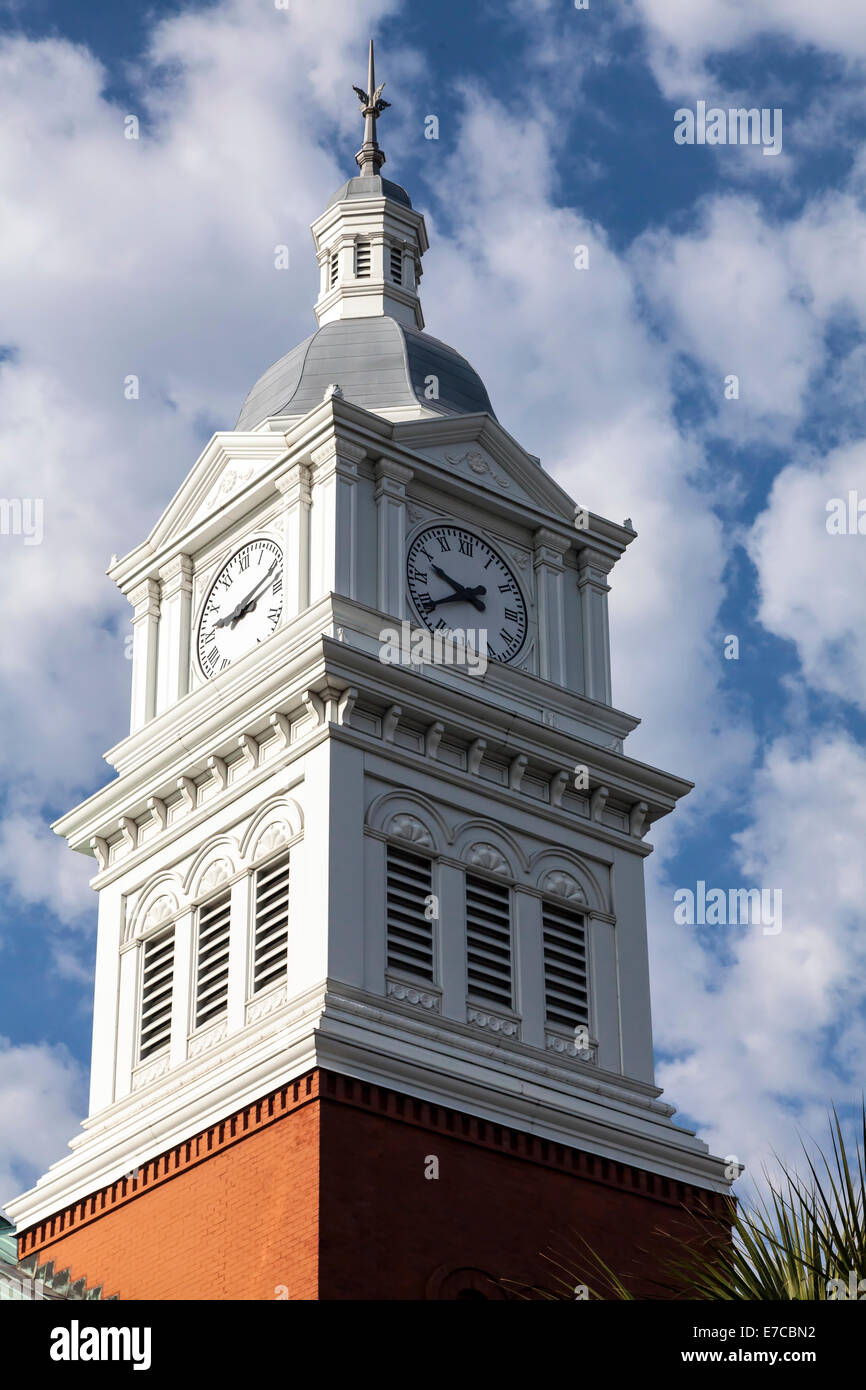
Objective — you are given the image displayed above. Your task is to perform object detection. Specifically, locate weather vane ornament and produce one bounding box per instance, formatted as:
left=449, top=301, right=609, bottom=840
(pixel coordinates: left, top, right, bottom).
left=354, top=39, right=390, bottom=176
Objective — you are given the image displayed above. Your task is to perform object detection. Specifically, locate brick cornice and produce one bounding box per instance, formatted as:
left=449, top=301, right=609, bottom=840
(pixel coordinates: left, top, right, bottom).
left=19, top=1069, right=730, bottom=1259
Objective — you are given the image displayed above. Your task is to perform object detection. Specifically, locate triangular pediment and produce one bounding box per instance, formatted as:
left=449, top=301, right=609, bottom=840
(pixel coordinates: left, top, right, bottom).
left=150, top=433, right=290, bottom=551
left=393, top=414, right=577, bottom=523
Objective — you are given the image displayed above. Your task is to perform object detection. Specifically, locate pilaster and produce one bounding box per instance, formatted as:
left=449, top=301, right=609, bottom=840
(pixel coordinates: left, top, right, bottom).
left=129, top=578, right=160, bottom=733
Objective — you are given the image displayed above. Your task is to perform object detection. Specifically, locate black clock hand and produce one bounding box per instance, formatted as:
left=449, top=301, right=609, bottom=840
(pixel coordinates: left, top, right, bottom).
left=428, top=563, right=487, bottom=611
left=431, top=563, right=466, bottom=593
left=214, top=560, right=278, bottom=629
left=428, top=587, right=487, bottom=613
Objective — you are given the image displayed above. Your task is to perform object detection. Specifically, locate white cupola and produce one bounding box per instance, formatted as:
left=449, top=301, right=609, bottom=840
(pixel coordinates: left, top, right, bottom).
left=311, top=41, right=429, bottom=331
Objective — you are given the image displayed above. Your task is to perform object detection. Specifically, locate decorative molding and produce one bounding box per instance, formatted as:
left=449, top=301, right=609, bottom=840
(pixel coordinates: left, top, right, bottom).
left=467, top=1007, right=520, bottom=1038
left=466, top=842, right=510, bottom=875
left=245, top=985, right=288, bottom=1026
left=131, top=1055, right=169, bottom=1090
left=541, top=871, right=587, bottom=905
left=188, top=1021, right=228, bottom=1059
left=389, top=813, right=434, bottom=849
left=205, top=464, right=254, bottom=511
left=386, top=980, right=441, bottom=1013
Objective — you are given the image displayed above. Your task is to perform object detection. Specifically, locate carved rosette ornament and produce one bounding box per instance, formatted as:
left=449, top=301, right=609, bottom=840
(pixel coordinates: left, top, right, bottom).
left=389, top=813, right=434, bottom=849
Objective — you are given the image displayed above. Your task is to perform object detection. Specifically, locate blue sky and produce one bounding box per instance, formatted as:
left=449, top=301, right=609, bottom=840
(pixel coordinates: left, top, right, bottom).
left=1, top=0, right=865, bottom=1207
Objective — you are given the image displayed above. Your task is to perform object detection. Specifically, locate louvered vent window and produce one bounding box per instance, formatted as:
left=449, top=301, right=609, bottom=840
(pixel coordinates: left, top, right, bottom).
left=195, top=891, right=231, bottom=1029
left=253, top=853, right=290, bottom=994
left=386, top=845, right=434, bottom=981
left=355, top=240, right=371, bottom=278
left=139, top=929, right=174, bottom=1061
left=543, top=901, right=589, bottom=1030
left=465, top=875, right=512, bottom=1009
left=390, top=245, right=403, bottom=284
left=329, top=250, right=339, bottom=289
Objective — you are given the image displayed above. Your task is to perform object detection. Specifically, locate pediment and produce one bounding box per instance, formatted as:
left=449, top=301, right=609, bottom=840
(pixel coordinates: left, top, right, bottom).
left=394, top=414, right=576, bottom=523
left=149, top=433, right=289, bottom=552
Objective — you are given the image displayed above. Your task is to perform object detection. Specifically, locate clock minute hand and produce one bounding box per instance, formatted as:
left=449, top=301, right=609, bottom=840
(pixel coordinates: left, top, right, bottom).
left=214, top=560, right=278, bottom=629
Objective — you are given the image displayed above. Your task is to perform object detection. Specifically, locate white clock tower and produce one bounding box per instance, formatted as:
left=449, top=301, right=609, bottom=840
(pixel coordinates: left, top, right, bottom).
left=9, top=45, right=732, bottom=1301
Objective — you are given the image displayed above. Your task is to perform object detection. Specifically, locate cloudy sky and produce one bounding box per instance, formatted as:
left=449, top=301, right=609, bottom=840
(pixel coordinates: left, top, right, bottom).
left=1, top=0, right=864, bottom=1210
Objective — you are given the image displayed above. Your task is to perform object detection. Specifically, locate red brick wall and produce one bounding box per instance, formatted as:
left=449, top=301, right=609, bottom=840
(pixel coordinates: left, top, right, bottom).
left=20, top=1070, right=726, bottom=1300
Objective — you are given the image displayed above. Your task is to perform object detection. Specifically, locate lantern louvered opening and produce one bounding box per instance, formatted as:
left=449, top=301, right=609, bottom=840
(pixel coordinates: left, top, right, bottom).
left=465, top=874, right=512, bottom=1009
left=390, top=245, right=403, bottom=284
left=139, top=929, right=174, bottom=1061
left=355, top=240, right=371, bottom=278
left=329, top=250, right=339, bottom=289
left=543, top=901, right=589, bottom=1029
left=253, top=853, right=290, bottom=994
left=195, top=891, right=231, bottom=1029
left=386, top=844, right=434, bottom=981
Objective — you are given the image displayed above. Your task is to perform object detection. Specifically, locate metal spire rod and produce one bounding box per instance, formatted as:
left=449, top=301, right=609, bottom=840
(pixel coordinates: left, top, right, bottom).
left=353, top=39, right=391, bottom=176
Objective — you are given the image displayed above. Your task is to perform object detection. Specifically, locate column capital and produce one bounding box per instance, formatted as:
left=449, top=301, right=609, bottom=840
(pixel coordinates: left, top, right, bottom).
left=128, top=578, right=160, bottom=620
left=275, top=459, right=312, bottom=505
left=158, top=553, right=193, bottom=598
left=375, top=457, right=413, bottom=499
left=533, top=527, right=570, bottom=569
left=310, top=438, right=366, bottom=473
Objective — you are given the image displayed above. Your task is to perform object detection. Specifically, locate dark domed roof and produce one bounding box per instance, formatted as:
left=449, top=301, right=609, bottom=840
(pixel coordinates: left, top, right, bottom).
left=326, top=175, right=412, bottom=208
left=235, top=316, right=495, bottom=430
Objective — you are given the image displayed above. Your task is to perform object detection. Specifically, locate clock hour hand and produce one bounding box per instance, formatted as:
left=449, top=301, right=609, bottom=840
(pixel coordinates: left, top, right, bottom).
left=428, top=587, right=486, bottom=613
left=429, top=563, right=487, bottom=612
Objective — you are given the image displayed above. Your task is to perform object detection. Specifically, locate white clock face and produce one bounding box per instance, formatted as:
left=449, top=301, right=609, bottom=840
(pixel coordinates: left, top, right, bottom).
left=406, top=523, right=528, bottom=663
left=197, top=537, right=284, bottom=678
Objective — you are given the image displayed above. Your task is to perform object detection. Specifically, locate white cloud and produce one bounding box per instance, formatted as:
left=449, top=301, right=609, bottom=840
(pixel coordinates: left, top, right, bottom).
left=0, top=1038, right=87, bottom=1209
left=749, top=439, right=866, bottom=709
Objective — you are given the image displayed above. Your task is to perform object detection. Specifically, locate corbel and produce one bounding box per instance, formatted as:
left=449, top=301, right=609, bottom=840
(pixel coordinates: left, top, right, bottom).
left=425, top=721, right=444, bottom=759
left=302, top=689, right=325, bottom=725
left=590, top=785, right=610, bottom=822
left=207, top=755, right=228, bottom=791
left=119, top=816, right=138, bottom=852
left=237, top=734, right=258, bottom=772
left=269, top=711, right=291, bottom=750
left=468, top=738, right=486, bottom=776
left=337, top=686, right=358, bottom=727
left=147, top=796, right=167, bottom=832
left=382, top=704, right=402, bottom=743
left=90, top=836, right=109, bottom=872
left=549, top=770, right=569, bottom=807
left=629, top=801, right=649, bottom=838
left=177, top=775, right=197, bottom=811
left=509, top=754, right=528, bottom=792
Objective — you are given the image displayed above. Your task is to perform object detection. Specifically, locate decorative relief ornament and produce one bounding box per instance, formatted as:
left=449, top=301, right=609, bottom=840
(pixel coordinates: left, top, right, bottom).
left=199, top=858, right=233, bottom=894
left=541, top=871, right=586, bottom=904
left=444, top=450, right=510, bottom=490
left=467, top=1007, right=519, bottom=1037
left=467, top=842, right=509, bottom=875
left=205, top=464, right=254, bottom=510
left=387, top=980, right=440, bottom=1012
left=143, top=894, right=178, bottom=931
left=254, top=821, right=291, bottom=859
left=389, top=813, right=434, bottom=848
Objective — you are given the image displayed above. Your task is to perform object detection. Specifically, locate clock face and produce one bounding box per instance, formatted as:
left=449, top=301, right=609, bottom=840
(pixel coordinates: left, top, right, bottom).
left=406, top=524, right=528, bottom=663
left=197, top=537, right=284, bottom=678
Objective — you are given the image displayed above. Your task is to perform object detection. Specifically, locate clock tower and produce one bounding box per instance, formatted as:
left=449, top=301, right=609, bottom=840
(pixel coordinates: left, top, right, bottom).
left=8, top=45, right=732, bottom=1300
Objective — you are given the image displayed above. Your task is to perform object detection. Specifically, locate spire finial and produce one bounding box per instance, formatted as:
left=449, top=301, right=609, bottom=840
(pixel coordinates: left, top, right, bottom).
left=353, top=38, right=391, bottom=177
